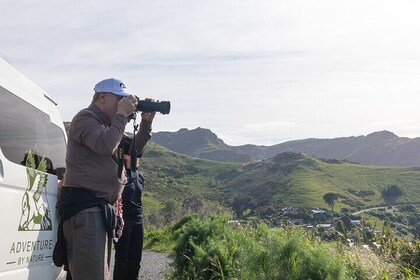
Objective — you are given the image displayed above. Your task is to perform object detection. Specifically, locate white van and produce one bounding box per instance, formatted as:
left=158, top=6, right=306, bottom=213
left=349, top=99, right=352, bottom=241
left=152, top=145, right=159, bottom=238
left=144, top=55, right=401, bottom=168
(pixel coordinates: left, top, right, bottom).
left=0, top=57, right=66, bottom=279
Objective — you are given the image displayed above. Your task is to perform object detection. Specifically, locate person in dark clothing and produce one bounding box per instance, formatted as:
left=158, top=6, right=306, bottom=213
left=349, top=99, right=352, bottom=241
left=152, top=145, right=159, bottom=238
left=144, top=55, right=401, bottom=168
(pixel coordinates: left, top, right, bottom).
left=114, top=110, right=155, bottom=280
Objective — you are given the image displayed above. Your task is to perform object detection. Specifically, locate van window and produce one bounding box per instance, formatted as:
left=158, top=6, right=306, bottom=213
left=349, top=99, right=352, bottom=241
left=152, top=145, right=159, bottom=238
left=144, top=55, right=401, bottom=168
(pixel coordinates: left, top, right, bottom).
left=0, top=86, right=66, bottom=177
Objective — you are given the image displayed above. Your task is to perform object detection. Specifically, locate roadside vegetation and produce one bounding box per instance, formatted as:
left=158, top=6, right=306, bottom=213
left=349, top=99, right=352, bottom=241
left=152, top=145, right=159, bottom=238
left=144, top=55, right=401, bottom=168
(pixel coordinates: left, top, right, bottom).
left=145, top=214, right=419, bottom=280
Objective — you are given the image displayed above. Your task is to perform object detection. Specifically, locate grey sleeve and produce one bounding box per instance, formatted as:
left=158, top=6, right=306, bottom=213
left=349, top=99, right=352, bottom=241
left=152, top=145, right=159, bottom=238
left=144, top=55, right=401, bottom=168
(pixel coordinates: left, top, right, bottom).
left=71, top=112, right=128, bottom=156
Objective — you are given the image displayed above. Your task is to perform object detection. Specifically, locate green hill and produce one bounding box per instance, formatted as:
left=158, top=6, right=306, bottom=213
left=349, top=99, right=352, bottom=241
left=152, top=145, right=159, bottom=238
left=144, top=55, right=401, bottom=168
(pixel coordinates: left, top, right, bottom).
left=218, top=152, right=420, bottom=212
left=139, top=142, right=240, bottom=216
left=151, top=127, right=252, bottom=162
left=141, top=145, right=419, bottom=216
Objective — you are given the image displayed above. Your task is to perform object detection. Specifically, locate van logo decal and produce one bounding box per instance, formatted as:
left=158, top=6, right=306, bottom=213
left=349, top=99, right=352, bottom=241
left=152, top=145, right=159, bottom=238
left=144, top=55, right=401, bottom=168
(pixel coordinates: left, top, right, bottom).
left=18, top=151, right=52, bottom=231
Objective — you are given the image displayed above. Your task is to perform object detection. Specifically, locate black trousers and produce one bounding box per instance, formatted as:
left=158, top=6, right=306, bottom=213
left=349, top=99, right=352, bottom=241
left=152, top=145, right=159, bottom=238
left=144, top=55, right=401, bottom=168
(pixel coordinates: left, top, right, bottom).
left=113, top=222, right=144, bottom=280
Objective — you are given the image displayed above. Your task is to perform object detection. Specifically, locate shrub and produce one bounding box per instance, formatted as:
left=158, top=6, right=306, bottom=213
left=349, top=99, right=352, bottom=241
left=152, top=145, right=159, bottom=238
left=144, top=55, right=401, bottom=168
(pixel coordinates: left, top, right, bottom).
left=149, top=214, right=419, bottom=279
left=171, top=214, right=196, bottom=232
left=238, top=227, right=349, bottom=280
left=172, top=215, right=239, bottom=279
left=171, top=216, right=362, bottom=279
left=381, top=185, right=403, bottom=203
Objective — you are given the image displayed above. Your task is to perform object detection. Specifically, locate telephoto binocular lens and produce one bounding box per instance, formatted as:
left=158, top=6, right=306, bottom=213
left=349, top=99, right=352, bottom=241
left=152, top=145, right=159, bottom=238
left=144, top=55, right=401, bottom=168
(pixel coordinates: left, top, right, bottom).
left=136, top=99, right=171, bottom=114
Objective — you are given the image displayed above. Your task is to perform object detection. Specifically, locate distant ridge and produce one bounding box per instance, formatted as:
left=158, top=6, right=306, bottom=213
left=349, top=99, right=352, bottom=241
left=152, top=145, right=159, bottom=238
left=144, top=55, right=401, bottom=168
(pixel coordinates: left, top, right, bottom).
left=151, top=127, right=252, bottom=163
left=152, top=128, right=420, bottom=166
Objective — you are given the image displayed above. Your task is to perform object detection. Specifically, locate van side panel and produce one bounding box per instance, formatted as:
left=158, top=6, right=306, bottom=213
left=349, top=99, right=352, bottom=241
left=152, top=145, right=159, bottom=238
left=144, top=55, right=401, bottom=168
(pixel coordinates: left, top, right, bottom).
left=0, top=58, right=65, bottom=279
left=0, top=150, right=61, bottom=279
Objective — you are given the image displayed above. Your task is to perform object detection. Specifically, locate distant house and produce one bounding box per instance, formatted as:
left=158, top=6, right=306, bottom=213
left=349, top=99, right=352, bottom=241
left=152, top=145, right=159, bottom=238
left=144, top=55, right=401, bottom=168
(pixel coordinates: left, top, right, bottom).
left=228, top=220, right=240, bottom=226
left=282, top=206, right=294, bottom=212
left=312, top=209, right=327, bottom=214
left=316, top=223, right=333, bottom=229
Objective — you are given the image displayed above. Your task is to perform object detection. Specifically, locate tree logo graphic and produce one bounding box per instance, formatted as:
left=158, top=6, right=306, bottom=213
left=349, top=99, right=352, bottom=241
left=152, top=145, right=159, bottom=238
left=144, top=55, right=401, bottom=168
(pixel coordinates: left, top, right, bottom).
left=18, top=150, right=52, bottom=231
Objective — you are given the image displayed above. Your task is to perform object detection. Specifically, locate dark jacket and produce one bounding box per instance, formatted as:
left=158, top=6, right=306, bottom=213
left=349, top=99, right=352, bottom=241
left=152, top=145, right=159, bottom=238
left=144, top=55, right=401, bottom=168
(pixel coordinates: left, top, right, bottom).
left=121, top=170, right=144, bottom=224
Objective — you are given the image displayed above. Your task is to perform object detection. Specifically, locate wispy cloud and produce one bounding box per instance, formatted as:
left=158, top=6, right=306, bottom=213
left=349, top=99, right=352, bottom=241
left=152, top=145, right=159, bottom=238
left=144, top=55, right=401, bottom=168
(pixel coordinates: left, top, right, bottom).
left=2, top=0, right=420, bottom=145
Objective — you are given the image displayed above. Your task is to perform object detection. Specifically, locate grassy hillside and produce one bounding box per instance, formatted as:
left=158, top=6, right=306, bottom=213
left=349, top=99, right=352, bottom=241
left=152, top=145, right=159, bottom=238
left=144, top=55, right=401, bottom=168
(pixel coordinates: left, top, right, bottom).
left=139, top=142, right=240, bottom=216
left=219, top=152, right=420, bottom=211
left=141, top=145, right=420, bottom=210
left=140, top=144, right=420, bottom=239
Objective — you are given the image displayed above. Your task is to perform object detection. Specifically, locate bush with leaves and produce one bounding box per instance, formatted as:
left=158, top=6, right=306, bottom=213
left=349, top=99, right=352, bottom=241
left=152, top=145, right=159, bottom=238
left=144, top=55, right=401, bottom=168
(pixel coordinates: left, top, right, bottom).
left=145, top=214, right=418, bottom=279
left=173, top=215, right=239, bottom=279
left=171, top=216, right=365, bottom=280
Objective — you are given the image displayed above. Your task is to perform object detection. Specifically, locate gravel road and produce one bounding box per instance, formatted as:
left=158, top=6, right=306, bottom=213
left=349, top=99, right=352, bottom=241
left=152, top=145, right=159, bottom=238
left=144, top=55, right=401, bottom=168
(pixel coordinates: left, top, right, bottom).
left=110, top=250, right=173, bottom=280
left=56, top=250, right=173, bottom=280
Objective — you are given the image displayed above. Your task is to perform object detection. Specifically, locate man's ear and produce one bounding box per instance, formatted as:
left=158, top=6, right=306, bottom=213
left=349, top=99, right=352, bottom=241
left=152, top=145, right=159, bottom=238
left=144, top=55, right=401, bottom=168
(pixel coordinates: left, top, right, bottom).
left=98, top=92, right=107, bottom=104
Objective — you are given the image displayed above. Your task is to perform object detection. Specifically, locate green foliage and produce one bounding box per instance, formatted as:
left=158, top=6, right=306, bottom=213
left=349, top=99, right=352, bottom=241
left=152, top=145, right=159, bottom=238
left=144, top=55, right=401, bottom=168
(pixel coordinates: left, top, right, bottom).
left=140, top=143, right=239, bottom=225
left=381, top=184, right=403, bottom=203
left=161, top=199, right=180, bottom=223
left=218, top=152, right=420, bottom=216
left=171, top=214, right=197, bottom=232
left=323, top=193, right=338, bottom=212
left=144, top=227, right=174, bottom=252
left=144, top=214, right=420, bottom=279
left=231, top=193, right=256, bottom=218
left=378, top=231, right=420, bottom=278
left=141, top=145, right=420, bottom=238
left=138, top=145, right=420, bottom=278
left=381, top=184, right=403, bottom=197
left=337, top=220, right=349, bottom=240
left=169, top=216, right=366, bottom=280
left=239, top=228, right=349, bottom=280
left=172, top=215, right=238, bottom=279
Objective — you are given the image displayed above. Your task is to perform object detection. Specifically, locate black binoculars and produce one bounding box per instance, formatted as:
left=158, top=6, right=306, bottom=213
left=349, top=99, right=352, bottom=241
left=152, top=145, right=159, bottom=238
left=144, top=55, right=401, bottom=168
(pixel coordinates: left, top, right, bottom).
left=135, top=97, right=170, bottom=115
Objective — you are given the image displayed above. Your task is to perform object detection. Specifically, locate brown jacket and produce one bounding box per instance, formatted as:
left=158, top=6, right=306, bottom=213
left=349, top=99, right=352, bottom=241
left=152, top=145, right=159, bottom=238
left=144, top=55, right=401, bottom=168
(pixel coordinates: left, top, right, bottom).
left=62, top=103, right=151, bottom=204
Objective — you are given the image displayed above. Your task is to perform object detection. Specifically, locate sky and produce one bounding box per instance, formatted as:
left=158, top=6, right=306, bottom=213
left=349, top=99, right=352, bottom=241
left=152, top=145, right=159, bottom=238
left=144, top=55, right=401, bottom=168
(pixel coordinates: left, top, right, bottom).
left=2, top=0, right=420, bottom=146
